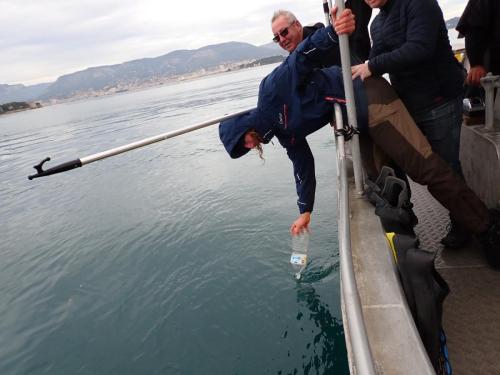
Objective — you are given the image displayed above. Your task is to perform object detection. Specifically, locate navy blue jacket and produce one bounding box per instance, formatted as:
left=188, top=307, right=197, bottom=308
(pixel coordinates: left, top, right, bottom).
left=219, top=26, right=367, bottom=214
left=368, top=0, right=464, bottom=114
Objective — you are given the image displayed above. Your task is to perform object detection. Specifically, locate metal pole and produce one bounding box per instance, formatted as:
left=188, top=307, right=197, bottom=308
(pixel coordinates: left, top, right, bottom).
left=481, top=73, right=499, bottom=131
left=326, top=2, right=375, bottom=373
left=323, top=0, right=331, bottom=25
left=28, top=107, right=255, bottom=180
left=331, top=0, right=364, bottom=195
left=335, top=104, right=376, bottom=375
left=81, top=107, right=254, bottom=164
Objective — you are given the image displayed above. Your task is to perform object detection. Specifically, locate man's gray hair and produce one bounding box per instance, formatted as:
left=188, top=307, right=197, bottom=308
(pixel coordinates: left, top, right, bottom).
left=271, top=10, right=298, bottom=24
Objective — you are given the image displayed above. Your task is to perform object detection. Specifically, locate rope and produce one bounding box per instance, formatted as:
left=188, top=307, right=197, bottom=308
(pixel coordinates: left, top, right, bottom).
left=334, top=124, right=359, bottom=141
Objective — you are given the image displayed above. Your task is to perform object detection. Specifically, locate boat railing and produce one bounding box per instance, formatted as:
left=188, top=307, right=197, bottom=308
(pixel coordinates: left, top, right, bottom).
left=480, top=74, right=500, bottom=131
left=324, top=0, right=375, bottom=372
left=334, top=103, right=376, bottom=375
left=453, top=47, right=500, bottom=132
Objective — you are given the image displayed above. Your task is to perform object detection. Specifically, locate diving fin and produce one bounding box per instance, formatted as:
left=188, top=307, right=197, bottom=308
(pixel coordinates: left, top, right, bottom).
left=375, top=176, right=417, bottom=235
left=365, top=166, right=395, bottom=206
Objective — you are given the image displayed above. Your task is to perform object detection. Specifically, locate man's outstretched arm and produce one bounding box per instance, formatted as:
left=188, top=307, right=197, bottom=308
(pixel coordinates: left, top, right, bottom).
left=293, top=7, right=355, bottom=77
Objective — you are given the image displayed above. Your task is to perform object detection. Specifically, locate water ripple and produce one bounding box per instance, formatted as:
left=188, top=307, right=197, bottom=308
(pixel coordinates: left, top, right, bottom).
left=0, top=65, right=346, bottom=375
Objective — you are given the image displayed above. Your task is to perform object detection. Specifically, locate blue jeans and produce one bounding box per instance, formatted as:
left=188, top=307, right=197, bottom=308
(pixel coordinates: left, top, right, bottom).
left=411, top=96, right=464, bottom=176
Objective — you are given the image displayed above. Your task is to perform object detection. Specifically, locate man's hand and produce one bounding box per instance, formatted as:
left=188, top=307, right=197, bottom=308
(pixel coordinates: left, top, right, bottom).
left=331, top=6, right=355, bottom=36
left=351, top=63, right=372, bottom=80
left=466, top=65, right=488, bottom=86
left=290, top=212, right=311, bottom=235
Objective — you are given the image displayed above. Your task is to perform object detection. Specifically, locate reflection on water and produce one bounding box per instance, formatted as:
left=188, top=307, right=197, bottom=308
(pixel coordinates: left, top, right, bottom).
left=0, top=65, right=348, bottom=375
left=276, top=284, right=348, bottom=375
left=295, top=284, right=348, bottom=374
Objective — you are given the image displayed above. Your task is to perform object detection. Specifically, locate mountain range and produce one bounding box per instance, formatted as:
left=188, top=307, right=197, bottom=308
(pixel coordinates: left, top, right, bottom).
left=1, top=17, right=460, bottom=104
left=0, top=42, right=286, bottom=104
left=445, top=17, right=460, bottom=30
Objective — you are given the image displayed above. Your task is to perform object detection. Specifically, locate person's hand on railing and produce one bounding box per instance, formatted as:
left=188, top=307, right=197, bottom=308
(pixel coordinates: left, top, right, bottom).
left=466, top=65, right=488, bottom=86
left=331, top=6, right=355, bottom=36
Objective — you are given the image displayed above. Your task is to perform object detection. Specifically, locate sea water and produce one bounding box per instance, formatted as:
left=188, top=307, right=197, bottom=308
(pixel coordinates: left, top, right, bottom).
left=0, top=65, right=348, bottom=375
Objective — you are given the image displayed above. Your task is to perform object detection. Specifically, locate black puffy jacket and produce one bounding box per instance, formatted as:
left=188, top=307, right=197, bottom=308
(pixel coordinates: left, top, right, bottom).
left=456, top=0, right=500, bottom=75
left=368, top=0, right=464, bottom=114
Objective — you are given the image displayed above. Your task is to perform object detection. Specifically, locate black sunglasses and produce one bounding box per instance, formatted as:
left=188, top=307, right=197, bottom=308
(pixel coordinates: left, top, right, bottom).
left=272, top=21, right=295, bottom=43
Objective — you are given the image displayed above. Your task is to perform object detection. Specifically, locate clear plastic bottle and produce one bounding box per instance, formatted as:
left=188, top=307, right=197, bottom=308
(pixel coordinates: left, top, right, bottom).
left=290, top=232, right=309, bottom=280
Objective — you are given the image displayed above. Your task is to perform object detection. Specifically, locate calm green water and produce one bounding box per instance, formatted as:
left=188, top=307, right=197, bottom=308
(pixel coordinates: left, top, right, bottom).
left=0, top=65, right=348, bottom=375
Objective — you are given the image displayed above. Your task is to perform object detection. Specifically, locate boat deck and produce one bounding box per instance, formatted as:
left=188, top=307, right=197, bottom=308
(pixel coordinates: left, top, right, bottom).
left=411, top=181, right=500, bottom=375
left=346, top=118, right=500, bottom=374
left=348, top=180, right=435, bottom=375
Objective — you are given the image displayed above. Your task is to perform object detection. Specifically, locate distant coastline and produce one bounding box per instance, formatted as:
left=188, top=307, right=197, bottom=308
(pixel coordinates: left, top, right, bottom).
left=0, top=55, right=284, bottom=109
left=45, top=55, right=285, bottom=104
left=0, top=101, right=42, bottom=115
left=1, top=17, right=460, bottom=107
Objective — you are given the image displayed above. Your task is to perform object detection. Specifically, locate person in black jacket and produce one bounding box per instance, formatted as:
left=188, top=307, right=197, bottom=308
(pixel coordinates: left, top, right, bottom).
left=351, top=0, right=469, bottom=248
left=456, top=0, right=500, bottom=86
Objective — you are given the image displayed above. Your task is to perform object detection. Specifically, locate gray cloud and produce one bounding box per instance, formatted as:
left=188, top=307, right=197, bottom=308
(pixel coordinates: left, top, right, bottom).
left=0, top=0, right=465, bottom=85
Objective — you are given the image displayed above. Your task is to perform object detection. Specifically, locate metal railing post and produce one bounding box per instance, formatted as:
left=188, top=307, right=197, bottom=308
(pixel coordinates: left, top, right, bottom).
left=481, top=74, right=500, bottom=131
left=334, top=104, right=376, bottom=375
left=332, top=0, right=364, bottom=195
left=323, top=2, right=375, bottom=373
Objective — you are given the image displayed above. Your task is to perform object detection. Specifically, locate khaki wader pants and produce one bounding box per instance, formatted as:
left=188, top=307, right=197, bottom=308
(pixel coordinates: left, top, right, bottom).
left=361, top=77, right=489, bottom=234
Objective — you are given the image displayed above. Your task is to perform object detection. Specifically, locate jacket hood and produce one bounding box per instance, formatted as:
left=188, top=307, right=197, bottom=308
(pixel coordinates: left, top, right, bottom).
left=219, top=112, right=252, bottom=159
left=219, top=109, right=274, bottom=159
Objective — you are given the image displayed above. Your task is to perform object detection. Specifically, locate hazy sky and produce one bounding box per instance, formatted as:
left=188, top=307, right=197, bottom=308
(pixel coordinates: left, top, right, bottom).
left=1, top=0, right=466, bottom=86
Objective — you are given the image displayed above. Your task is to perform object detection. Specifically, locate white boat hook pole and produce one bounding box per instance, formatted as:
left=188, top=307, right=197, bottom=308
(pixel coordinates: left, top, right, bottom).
left=28, top=107, right=254, bottom=180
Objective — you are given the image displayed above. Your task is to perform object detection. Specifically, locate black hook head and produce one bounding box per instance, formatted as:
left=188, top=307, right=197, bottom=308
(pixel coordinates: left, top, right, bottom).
left=34, top=157, right=51, bottom=174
